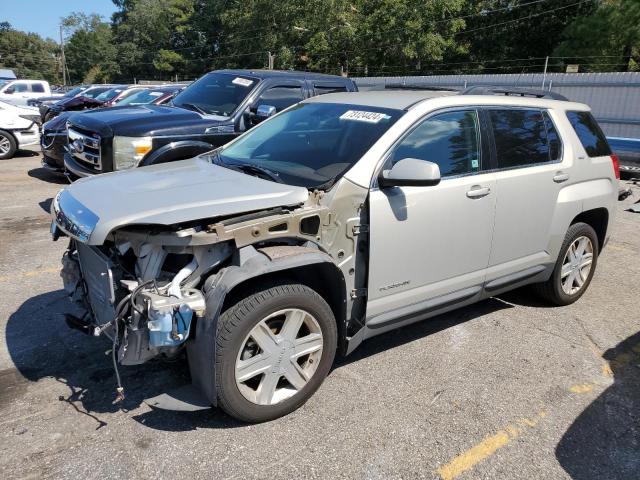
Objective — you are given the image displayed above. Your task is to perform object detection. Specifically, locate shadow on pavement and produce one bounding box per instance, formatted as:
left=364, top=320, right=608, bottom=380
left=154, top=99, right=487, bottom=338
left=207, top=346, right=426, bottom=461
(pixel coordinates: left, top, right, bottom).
left=13, top=149, right=39, bottom=158
left=556, top=331, right=640, bottom=479
left=28, top=167, right=68, bottom=185
left=4, top=287, right=546, bottom=431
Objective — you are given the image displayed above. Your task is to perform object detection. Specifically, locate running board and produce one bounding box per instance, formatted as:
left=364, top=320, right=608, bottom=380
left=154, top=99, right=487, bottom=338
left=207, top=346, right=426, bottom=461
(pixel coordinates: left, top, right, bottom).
left=144, top=384, right=212, bottom=412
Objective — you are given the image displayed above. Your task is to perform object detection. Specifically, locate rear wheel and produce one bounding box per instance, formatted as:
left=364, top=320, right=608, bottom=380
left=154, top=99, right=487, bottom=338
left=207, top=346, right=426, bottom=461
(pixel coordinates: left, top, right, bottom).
left=215, top=282, right=337, bottom=423
left=0, top=130, right=17, bottom=160
left=533, top=222, right=599, bottom=305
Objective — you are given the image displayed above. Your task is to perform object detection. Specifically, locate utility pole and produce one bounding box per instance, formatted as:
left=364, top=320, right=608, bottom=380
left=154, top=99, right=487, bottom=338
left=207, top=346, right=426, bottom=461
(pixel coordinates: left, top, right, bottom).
left=541, top=55, right=549, bottom=89
left=59, top=25, right=67, bottom=86
left=267, top=51, right=275, bottom=70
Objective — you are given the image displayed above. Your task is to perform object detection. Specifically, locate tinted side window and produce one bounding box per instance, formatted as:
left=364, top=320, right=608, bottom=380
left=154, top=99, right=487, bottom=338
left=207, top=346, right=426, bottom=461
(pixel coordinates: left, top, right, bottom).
left=543, top=111, right=562, bottom=161
left=566, top=111, right=611, bottom=157
left=31, top=83, right=45, bottom=93
left=314, top=85, right=347, bottom=95
left=390, top=110, right=481, bottom=177
left=11, top=82, right=29, bottom=93
left=257, top=86, right=304, bottom=111
left=489, top=109, right=549, bottom=168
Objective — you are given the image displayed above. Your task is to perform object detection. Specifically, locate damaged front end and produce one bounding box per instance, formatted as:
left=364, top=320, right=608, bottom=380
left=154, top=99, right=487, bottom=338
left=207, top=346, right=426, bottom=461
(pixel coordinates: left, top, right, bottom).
left=51, top=172, right=369, bottom=407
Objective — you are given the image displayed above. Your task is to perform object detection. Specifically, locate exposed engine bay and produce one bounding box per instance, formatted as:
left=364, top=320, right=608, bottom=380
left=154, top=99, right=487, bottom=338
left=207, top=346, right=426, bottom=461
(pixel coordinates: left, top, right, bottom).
left=55, top=179, right=370, bottom=404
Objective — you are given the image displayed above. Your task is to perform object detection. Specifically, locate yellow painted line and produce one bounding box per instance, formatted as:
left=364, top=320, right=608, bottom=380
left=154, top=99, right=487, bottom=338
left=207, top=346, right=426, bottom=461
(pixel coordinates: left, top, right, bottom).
left=569, top=383, right=593, bottom=394
left=436, top=411, right=547, bottom=480
left=0, top=266, right=59, bottom=283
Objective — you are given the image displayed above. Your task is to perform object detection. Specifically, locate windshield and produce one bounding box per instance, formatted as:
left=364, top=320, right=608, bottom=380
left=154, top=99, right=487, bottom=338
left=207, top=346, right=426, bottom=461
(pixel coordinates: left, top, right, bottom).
left=172, top=72, right=257, bottom=116
left=117, top=89, right=166, bottom=105
left=95, top=87, right=124, bottom=102
left=218, top=102, right=404, bottom=189
left=81, top=86, right=113, bottom=99
left=64, top=86, right=85, bottom=98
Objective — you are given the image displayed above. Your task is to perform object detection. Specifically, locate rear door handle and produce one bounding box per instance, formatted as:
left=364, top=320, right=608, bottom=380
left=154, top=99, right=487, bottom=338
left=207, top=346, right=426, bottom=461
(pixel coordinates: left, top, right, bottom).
left=466, top=186, right=491, bottom=198
left=553, top=172, right=570, bottom=183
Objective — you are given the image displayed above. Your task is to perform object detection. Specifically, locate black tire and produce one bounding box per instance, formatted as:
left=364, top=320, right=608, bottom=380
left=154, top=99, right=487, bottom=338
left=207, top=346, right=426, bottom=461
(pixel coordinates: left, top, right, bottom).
left=533, top=222, right=599, bottom=306
left=215, top=282, right=337, bottom=423
left=0, top=130, right=17, bottom=160
left=43, top=111, right=57, bottom=123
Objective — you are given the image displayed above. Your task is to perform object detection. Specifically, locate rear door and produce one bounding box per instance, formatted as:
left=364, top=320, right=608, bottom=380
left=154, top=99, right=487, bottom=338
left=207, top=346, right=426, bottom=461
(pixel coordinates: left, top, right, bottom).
left=484, top=107, right=565, bottom=282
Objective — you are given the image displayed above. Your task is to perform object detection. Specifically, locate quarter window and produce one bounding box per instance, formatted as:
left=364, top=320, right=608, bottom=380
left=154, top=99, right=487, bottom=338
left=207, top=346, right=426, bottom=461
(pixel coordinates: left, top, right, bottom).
left=390, top=110, right=481, bottom=177
left=489, top=109, right=551, bottom=168
left=31, top=83, right=45, bottom=93
left=566, top=111, right=611, bottom=157
left=256, top=86, right=304, bottom=112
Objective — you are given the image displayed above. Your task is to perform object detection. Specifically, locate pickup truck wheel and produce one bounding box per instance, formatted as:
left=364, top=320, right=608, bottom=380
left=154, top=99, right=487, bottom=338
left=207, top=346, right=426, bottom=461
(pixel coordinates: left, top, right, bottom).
left=215, top=283, right=337, bottom=423
left=0, top=130, right=17, bottom=160
left=533, top=222, right=599, bottom=306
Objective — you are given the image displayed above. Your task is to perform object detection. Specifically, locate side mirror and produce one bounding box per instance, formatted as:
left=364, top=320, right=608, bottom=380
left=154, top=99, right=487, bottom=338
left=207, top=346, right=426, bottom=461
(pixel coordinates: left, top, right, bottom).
left=254, top=104, right=276, bottom=123
left=4, top=87, right=14, bottom=94
left=378, top=158, right=441, bottom=188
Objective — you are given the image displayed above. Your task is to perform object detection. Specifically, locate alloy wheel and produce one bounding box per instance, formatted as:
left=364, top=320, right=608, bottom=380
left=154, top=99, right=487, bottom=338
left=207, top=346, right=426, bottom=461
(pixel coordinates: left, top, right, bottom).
left=235, top=308, right=324, bottom=406
left=0, top=135, right=10, bottom=155
left=560, top=236, right=594, bottom=295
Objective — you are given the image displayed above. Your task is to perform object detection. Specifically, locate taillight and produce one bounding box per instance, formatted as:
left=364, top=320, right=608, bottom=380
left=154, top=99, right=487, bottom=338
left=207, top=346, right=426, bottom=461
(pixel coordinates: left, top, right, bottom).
left=611, top=154, right=620, bottom=179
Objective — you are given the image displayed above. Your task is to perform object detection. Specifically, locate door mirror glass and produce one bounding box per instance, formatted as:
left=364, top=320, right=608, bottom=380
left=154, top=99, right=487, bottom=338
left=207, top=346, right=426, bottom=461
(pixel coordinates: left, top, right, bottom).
left=379, top=158, right=441, bottom=188
left=254, top=104, right=276, bottom=122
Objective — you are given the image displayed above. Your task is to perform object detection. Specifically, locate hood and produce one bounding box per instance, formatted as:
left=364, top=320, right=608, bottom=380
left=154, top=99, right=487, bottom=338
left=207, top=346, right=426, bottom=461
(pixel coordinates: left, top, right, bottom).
left=52, top=95, right=104, bottom=111
left=43, top=111, right=72, bottom=132
left=54, top=156, right=309, bottom=245
left=67, top=104, right=228, bottom=137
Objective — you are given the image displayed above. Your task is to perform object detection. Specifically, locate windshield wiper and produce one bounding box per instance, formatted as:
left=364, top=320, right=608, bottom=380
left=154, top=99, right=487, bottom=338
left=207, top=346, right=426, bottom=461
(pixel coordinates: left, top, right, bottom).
left=234, top=164, right=283, bottom=183
left=210, top=153, right=283, bottom=184
left=179, top=102, right=207, bottom=115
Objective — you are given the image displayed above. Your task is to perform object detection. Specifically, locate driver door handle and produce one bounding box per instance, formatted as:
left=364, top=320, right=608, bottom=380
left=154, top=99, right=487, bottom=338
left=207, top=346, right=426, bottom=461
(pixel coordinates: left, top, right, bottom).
left=466, top=186, right=491, bottom=199
left=553, top=172, right=570, bottom=183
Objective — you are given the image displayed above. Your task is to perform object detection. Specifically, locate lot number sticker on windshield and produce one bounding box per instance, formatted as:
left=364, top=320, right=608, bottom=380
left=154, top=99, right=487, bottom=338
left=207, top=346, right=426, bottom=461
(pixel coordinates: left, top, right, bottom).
left=340, top=110, right=390, bottom=123
left=232, top=77, right=254, bottom=87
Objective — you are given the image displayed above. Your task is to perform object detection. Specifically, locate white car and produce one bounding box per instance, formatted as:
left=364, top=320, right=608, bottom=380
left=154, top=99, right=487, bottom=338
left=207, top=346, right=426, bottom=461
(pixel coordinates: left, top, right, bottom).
left=0, top=79, right=56, bottom=106
left=0, top=100, right=40, bottom=159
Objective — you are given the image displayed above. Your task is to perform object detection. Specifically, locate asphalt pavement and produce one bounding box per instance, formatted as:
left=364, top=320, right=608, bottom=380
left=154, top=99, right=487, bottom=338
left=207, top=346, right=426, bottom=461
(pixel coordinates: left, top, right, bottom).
left=1, top=147, right=639, bottom=480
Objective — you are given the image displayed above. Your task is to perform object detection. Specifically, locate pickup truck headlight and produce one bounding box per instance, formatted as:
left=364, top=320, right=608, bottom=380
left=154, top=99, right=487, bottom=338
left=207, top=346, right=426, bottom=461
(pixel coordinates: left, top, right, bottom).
left=113, top=136, right=153, bottom=170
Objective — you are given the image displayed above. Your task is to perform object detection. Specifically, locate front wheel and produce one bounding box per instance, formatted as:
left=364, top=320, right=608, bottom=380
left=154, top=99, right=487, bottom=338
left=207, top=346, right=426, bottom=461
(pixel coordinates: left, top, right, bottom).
left=0, top=130, right=17, bottom=160
left=215, top=282, right=337, bottom=423
left=533, top=222, right=599, bottom=305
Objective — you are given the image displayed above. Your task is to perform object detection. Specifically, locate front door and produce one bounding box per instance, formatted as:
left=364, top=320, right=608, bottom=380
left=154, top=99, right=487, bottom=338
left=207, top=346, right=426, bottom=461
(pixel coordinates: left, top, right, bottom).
left=367, top=108, right=496, bottom=325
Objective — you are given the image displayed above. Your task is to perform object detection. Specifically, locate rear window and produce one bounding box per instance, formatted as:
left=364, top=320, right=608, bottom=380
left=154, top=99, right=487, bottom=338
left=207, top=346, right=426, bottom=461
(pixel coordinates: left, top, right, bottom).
left=566, top=111, right=611, bottom=157
left=31, top=83, right=45, bottom=93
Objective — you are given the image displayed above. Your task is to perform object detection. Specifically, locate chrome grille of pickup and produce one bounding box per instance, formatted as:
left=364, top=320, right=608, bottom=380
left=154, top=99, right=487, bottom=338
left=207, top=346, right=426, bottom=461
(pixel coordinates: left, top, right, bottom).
left=68, top=127, right=102, bottom=171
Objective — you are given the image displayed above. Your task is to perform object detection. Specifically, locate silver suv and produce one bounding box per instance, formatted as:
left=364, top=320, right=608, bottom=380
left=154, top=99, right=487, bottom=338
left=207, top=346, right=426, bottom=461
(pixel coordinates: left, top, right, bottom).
left=51, top=87, right=619, bottom=422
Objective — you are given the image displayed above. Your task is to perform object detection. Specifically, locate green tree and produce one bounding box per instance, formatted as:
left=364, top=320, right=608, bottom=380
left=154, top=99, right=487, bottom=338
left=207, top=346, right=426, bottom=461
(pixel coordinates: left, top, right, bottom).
left=554, top=0, right=640, bottom=72
left=112, top=0, right=196, bottom=81
left=62, top=13, right=119, bottom=83
left=0, top=22, right=61, bottom=82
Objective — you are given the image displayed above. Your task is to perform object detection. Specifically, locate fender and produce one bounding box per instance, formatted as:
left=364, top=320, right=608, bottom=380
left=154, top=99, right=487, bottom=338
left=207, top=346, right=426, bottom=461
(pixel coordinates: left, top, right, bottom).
left=140, top=140, right=215, bottom=166
left=186, top=245, right=347, bottom=406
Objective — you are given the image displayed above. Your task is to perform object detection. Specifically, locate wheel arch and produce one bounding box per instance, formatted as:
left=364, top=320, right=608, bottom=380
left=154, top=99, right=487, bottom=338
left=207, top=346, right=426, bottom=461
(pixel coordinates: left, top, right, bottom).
left=140, top=140, right=215, bottom=167
left=187, top=245, right=347, bottom=406
left=570, top=207, right=609, bottom=251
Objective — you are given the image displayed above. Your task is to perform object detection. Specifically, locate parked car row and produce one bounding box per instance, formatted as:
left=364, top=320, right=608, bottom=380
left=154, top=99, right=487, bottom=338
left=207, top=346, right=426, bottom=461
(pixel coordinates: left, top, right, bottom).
left=48, top=72, right=619, bottom=423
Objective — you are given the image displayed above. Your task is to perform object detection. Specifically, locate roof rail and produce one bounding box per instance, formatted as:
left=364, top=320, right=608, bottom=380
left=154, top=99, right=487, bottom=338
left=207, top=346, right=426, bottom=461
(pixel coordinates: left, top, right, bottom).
left=461, top=86, right=569, bottom=101
left=384, top=83, right=459, bottom=92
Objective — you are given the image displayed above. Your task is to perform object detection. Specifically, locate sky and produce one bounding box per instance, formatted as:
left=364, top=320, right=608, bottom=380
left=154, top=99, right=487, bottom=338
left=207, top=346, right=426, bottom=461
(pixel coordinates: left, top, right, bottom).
left=2, top=0, right=118, bottom=40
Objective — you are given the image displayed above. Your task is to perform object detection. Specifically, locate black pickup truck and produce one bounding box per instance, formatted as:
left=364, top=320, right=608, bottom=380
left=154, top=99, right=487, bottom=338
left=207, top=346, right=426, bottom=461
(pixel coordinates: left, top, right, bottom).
left=63, top=70, right=357, bottom=177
